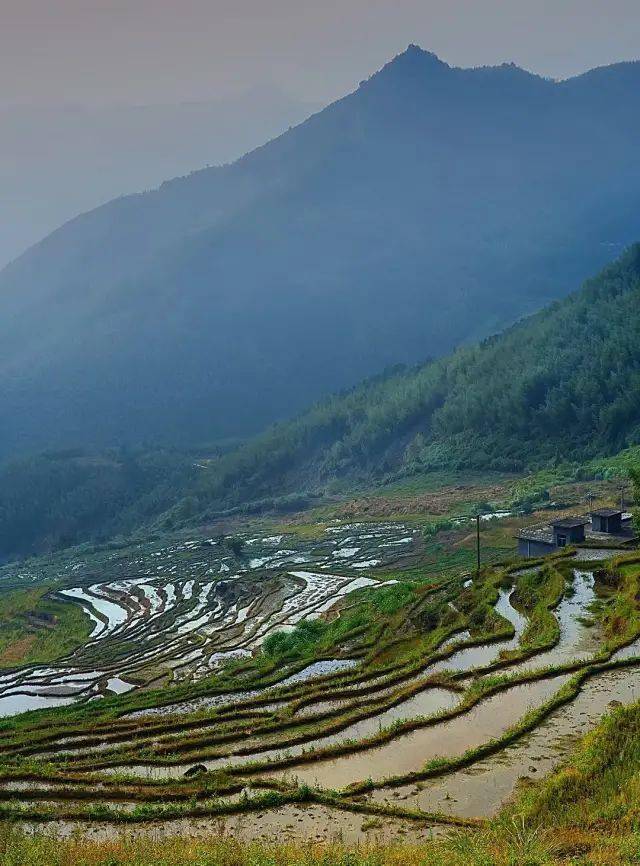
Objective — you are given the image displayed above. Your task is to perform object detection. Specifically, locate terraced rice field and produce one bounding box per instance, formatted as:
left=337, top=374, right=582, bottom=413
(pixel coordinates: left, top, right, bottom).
left=0, top=525, right=638, bottom=845
left=0, top=523, right=417, bottom=713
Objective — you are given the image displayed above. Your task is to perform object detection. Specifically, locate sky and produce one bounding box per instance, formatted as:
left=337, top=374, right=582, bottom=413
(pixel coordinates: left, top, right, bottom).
left=2, top=0, right=640, bottom=109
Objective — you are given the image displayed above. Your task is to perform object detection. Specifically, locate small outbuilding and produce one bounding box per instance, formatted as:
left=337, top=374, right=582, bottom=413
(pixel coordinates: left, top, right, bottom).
left=590, top=508, right=623, bottom=535
left=517, top=507, right=636, bottom=559
left=550, top=517, right=589, bottom=548
left=516, top=528, right=555, bottom=558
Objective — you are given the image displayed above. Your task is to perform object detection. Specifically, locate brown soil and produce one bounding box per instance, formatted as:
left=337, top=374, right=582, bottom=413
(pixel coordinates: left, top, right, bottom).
left=0, top=635, right=36, bottom=664
left=328, top=484, right=510, bottom=519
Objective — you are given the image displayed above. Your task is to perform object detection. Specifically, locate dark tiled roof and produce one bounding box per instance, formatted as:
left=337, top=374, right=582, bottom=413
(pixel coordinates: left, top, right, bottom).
left=550, top=517, right=589, bottom=529
left=516, top=526, right=555, bottom=543
left=590, top=508, right=622, bottom=518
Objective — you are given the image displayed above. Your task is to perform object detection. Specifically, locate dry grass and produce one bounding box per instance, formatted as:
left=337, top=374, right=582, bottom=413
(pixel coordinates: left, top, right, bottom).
left=3, top=824, right=640, bottom=866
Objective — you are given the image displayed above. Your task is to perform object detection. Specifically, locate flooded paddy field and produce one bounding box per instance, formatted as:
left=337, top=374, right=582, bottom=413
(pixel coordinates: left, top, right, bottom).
left=101, top=687, right=462, bottom=780
left=504, top=569, right=600, bottom=675
left=18, top=803, right=440, bottom=845
left=260, top=675, right=571, bottom=790
left=426, top=588, right=527, bottom=675
left=368, top=664, right=640, bottom=818
left=0, top=539, right=638, bottom=843
left=0, top=521, right=419, bottom=713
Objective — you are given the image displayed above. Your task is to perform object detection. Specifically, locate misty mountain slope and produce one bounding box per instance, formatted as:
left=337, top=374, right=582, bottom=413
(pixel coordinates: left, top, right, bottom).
left=0, top=87, right=318, bottom=269
left=198, top=244, right=640, bottom=507
left=2, top=45, right=640, bottom=456
left=2, top=244, right=638, bottom=560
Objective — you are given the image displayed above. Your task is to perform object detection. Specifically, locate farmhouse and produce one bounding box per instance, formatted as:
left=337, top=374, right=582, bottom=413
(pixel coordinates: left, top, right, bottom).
left=516, top=509, right=635, bottom=558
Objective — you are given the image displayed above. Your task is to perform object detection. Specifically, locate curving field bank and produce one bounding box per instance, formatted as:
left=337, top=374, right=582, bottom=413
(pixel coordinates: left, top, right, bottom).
left=0, top=521, right=418, bottom=713
left=0, top=520, right=636, bottom=855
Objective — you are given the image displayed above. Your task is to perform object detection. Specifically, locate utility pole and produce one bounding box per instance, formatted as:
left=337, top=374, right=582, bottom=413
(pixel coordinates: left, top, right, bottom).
left=586, top=491, right=594, bottom=512
left=620, top=482, right=627, bottom=513
left=476, top=514, right=481, bottom=578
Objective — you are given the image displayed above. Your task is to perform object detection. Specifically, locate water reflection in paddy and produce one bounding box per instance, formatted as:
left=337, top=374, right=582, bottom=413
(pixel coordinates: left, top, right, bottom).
left=297, top=604, right=512, bottom=716
left=311, top=585, right=528, bottom=719
left=0, top=693, right=74, bottom=718
left=127, top=659, right=358, bottom=719
left=427, top=588, right=527, bottom=675
left=261, top=674, right=570, bottom=790
left=371, top=663, right=640, bottom=818
left=507, top=570, right=599, bottom=676
left=104, top=687, right=460, bottom=780
left=20, top=802, right=437, bottom=844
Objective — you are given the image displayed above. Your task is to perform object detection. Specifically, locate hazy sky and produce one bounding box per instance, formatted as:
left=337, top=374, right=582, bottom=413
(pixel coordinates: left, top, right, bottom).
left=2, top=0, right=640, bottom=108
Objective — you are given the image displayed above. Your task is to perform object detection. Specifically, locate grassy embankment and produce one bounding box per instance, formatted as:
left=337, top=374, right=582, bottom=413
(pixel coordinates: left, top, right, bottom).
left=0, top=556, right=626, bottom=799
left=3, top=694, right=640, bottom=864
left=0, top=554, right=638, bottom=858
left=0, top=585, right=90, bottom=668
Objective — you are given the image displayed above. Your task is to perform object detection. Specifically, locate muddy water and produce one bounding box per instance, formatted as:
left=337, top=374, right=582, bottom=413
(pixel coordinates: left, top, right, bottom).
left=296, top=698, right=355, bottom=718
left=258, top=675, right=570, bottom=790
left=611, top=637, right=640, bottom=661
left=370, top=663, right=640, bottom=818
left=507, top=570, right=599, bottom=675
left=16, top=800, right=145, bottom=814
left=295, top=678, right=416, bottom=719
left=427, top=588, right=527, bottom=675
left=103, top=687, right=460, bottom=780
left=0, top=781, right=62, bottom=792
left=0, top=693, right=74, bottom=718
left=297, top=671, right=404, bottom=713
left=19, top=802, right=439, bottom=844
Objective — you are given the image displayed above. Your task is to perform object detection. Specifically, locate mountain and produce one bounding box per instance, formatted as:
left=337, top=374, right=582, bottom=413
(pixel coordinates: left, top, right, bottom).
left=2, top=245, right=639, bottom=559
left=0, top=87, right=318, bottom=269
left=2, top=46, right=640, bottom=458
left=196, top=245, right=640, bottom=506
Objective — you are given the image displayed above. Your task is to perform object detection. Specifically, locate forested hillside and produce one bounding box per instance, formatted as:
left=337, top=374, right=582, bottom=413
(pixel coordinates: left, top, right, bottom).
left=0, top=449, right=195, bottom=560
left=1, top=46, right=640, bottom=456
left=196, top=245, right=640, bottom=506
left=2, top=246, right=639, bottom=561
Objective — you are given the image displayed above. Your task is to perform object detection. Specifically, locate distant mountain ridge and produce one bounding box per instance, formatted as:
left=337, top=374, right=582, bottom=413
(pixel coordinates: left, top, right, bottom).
left=1, top=45, right=640, bottom=457
left=0, top=87, right=318, bottom=269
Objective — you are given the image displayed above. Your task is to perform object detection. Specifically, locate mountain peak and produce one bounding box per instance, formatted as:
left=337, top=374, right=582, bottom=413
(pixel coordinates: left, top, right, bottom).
left=1, top=42, right=640, bottom=459
left=369, top=45, right=552, bottom=91
left=404, top=43, right=445, bottom=61
left=359, top=44, right=449, bottom=90
left=390, top=43, right=449, bottom=72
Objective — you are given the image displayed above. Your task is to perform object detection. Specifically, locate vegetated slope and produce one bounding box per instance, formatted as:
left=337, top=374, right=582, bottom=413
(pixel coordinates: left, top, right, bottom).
left=2, top=245, right=639, bottom=560
left=0, top=449, right=196, bottom=560
left=196, top=245, right=640, bottom=507
left=2, top=46, right=640, bottom=456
